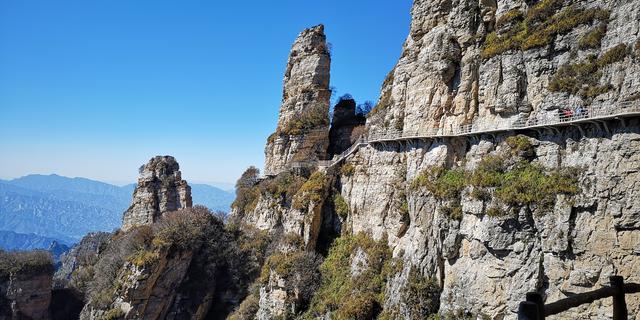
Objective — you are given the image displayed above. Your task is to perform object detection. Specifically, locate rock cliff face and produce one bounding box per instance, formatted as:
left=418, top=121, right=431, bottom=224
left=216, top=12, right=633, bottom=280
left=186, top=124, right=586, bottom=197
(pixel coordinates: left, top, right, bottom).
left=264, top=24, right=332, bottom=175
left=2, top=272, right=53, bottom=319
left=122, top=156, right=192, bottom=231
left=14, top=1, right=639, bottom=319
left=236, top=0, right=640, bottom=319
left=0, top=251, right=54, bottom=320
left=336, top=0, right=640, bottom=318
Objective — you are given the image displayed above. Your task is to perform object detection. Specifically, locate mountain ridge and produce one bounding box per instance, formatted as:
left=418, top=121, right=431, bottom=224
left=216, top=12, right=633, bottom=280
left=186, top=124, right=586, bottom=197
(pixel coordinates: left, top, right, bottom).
left=0, top=173, right=234, bottom=250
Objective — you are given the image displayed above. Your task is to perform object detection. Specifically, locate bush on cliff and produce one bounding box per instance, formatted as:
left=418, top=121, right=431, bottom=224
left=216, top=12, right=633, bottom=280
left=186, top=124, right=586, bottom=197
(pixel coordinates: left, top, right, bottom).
left=548, top=44, right=628, bottom=98
left=232, top=166, right=262, bottom=215
left=482, top=3, right=609, bottom=59
left=304, top=233, right=397, bottom=319
left=0, top=250, right=54, bottom=279
left=411, top=136, right=581, bottom=218
left=293, top=171, right=329, bottom=210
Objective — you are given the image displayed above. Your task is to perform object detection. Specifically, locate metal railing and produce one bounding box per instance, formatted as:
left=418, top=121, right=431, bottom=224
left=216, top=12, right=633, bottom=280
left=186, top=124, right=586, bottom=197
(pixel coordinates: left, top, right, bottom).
left=368, top=100, right=640, bottom=142
left=518, top=276, right=640, bottom=320
left=261, top=100, right=640, bottom=178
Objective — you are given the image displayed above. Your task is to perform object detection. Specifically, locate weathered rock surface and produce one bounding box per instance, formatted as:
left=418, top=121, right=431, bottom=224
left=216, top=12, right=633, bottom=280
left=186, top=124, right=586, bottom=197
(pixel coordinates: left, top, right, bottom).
left=122, top=156, right=192, bottom=231
left=1, top=265, right=53, bottom=320
left=54, top=232, right=111, bottom=290
left=239, top=0, right=640, bottom=319
left=264, top=24, right=332, bottom=175
left=79, top=249, right=195, bottom=320
left=339, top=123, right=640, bottom=319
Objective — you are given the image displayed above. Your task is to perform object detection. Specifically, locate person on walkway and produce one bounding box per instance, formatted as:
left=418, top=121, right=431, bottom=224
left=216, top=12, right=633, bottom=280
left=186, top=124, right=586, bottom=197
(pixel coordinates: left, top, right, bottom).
left=575, top=106, right=587, bottom=118
left=561, top=107, right=573, bottom=121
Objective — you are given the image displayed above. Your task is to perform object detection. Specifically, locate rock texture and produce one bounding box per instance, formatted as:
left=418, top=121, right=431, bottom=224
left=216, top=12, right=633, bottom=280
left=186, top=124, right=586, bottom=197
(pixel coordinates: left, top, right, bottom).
left=238, top=0, right=640, bottom=319
left=1, top=258, right=54, bottom=320
left=264, top=24, right=332, bottom=175
left=3, top=273, right=53, bottom=320
left=331, top=0, right=640, bottom=318
left=54, top=232, right=111, bottom=290
left=122, top=156, right=192, bottom=231
left=79, top=249, right=195, bottom=320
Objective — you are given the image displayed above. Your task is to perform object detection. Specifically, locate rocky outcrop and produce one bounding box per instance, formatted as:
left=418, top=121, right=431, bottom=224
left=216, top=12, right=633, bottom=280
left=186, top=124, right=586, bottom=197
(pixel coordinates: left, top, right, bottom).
left=54, top=232, right=111, bottom=290
left=368, top=0, right=640, bottom=135
left=264, top=24, right=332, bottom=175
left=122, top=156, right=192, bottom=231
left=3, top=273, right=53, bottom=320
left=237, top=0, right=640, bottom=319
left=0, top=251, right=54, bottom=320
left=327, top=97, right=366, bottom=156
left=79, top=249, right=195, bottom=320
left=333, top=0, right=640, bottom=317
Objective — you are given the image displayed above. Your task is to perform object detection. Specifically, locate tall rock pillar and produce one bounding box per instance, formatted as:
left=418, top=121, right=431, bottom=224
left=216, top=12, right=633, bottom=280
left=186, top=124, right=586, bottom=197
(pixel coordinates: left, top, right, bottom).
left=121, top=156, right=192, bottom=231
left=264, top=24, right=331, bottom=175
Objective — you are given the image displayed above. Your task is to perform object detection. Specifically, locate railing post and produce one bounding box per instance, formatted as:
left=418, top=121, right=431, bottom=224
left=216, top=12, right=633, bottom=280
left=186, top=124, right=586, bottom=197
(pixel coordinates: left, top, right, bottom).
left=610, top=276, right=627, bottom=320
left=518, top=301, right=539, bottom=320
left=526, top=292, right=545, bottom=320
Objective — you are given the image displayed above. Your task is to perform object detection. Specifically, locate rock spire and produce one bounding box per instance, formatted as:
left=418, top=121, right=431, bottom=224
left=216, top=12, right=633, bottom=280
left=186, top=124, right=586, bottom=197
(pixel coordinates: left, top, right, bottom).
left=264, top=24, right=331, bottom=175
left=121, top=156, right=192, bottom=231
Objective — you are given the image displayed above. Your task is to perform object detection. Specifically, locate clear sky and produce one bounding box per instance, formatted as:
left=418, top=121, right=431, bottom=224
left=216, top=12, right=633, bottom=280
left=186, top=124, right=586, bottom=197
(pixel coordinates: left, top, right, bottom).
left=0, top=0, right=412, bottom=186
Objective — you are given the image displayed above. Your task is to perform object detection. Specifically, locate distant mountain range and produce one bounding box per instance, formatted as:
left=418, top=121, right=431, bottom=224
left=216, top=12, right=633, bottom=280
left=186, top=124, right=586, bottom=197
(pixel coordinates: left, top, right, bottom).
left=0, top=174, right=235, bottom=251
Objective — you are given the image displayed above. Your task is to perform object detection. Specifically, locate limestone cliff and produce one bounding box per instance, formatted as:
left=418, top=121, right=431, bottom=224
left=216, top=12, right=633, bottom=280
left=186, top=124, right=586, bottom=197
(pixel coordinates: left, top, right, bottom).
left=0, top=251, right=54, bottom=320
left=122, top=156, right=192, bottom=231
left=234, top=0, right=640, bottom=319
left=264, top=24, right=332, bottom=175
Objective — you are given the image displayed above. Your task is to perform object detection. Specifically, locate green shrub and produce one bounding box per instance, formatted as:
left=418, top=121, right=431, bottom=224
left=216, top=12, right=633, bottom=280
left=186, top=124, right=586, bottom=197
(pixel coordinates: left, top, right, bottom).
left=439, top=204, right=463, bottom=221
left=486, top=206, right=507, bottom=217
left=0, top=250, right=54, bottom=278
left=292, top=171, right=328, bottom=210
left=402, top=267, right=440, bottom=319
left=494, top=162, right=580, bottom=209
left=496, top=9, right=524, bottom=29
left=280, top=104, right=329, bottom=136
left=336, top=293, right=376, bottom=320
left=526, top=0, right=563, bottom=26
left=597, top=44, right=629, bottom=67
left=548, top=55, right=606, bottom=97
left=152, top=206, right=218, bottom=251
left=260, top=171, right=305, bottom=205
left=100, top=308, right=125, bottom=320
left=411, top=167, right=466, bottom=200
left=482, top=5, right=609, bottom=59
left=231, top=167, right=262, bottom=214
left=340, top=163, right=355, bottom=177
left=260, top=250, right=322, bottom=310
left=505, top=135, right=533, bottom=156
left=304, top=233, right=394, bottom=318
left=470, top=155, right=505, bottom=188
left=333, top=194, right=350, bottom=219
left=579, top=23, right=607, bottom=49
left=549, top=44, right=626, bottom=98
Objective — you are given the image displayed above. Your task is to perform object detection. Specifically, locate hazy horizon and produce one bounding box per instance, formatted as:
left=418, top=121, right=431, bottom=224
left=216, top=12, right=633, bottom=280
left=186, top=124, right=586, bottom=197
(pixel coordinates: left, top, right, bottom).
left=0, top=1, right=412, bottom=184
left=0, top=172, right=236, bottom=190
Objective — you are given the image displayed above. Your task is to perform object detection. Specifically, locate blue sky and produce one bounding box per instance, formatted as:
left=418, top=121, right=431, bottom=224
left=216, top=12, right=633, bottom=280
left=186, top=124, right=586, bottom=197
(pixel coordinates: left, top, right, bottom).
left=0, top=0, right=412, bottom=186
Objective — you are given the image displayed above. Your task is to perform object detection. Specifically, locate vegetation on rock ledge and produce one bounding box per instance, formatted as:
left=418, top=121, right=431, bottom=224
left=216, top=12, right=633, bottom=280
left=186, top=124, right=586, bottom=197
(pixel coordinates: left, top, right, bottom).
left=411, top=135, right=580, bottom=218
left=303, top=233, right=398, bottom=319
left=482, top=1, right=609, bottom=59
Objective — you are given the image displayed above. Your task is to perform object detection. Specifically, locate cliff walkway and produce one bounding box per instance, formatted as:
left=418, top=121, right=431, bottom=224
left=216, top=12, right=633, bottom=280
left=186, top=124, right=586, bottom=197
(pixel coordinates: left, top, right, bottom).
left=263, top=100, right=640, bottom=177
